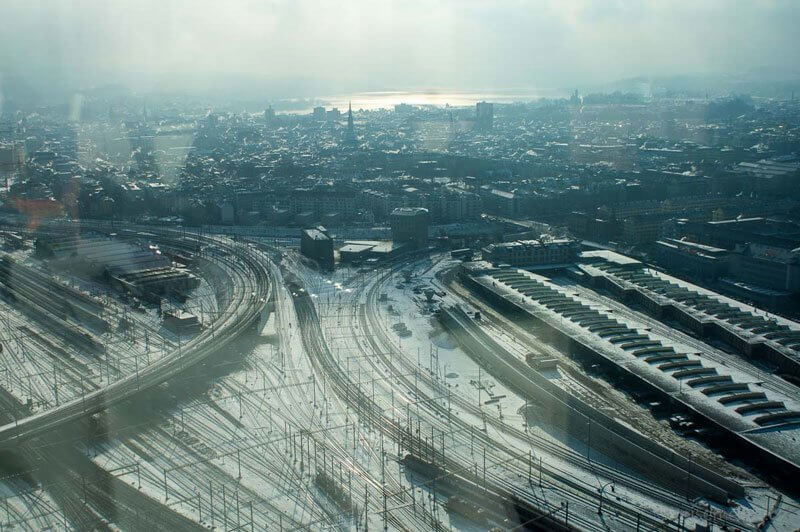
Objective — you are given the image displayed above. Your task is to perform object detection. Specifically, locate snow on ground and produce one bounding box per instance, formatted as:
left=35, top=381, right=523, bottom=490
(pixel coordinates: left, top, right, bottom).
left=0, top=250, right=222, bottom=415
left=5, top=244, right=792, bottom=530
left=359, top=256, right=740, bottom=530
left=0, top=478, right=72, bottom=530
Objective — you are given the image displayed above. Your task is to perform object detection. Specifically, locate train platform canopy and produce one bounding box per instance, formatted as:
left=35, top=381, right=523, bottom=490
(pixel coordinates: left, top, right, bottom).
left=580, top=249, right=641, bottom=268
left=467, top=267, right=800, bottom=468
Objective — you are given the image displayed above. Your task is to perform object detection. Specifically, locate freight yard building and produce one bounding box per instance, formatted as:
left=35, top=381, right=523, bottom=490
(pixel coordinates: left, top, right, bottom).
left=35, top=234, right=199, bottom=299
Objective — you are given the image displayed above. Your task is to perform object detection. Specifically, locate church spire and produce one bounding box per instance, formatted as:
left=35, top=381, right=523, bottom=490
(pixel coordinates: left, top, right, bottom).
left=347, top=101, right=354, bottom=133
left=345, top=101, right=356, bottom=144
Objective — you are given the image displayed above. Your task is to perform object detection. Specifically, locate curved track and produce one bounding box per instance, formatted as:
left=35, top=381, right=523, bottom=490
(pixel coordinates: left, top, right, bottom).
left=0, top=229, right=271, bottom=449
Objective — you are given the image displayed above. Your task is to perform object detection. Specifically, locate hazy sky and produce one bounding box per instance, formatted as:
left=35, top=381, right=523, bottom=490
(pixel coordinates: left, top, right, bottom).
left=2, top=0, right=799, bottom=97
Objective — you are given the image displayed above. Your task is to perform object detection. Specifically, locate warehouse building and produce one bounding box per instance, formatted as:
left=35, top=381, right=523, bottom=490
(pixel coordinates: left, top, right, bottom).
left=35, top=234, right=199, bottom=299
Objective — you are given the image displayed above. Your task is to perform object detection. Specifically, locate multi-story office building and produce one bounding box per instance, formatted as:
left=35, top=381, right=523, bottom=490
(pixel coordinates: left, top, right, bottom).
left=390, top=207, right=429, bottom=248
left=729, top=243, right=800, bottom=293
left=481, top=188, right=519, bottom=217
left=300, top=226, right=334, bottom=270
left=622, top=215, right=667, bottom=245
left=476, top=101, right=494, bottom=130
left=439, top=189, right=482, bottom=222
left=482, top=238, right=579, bottom=267
left=654, top=238, right=729, bottom=280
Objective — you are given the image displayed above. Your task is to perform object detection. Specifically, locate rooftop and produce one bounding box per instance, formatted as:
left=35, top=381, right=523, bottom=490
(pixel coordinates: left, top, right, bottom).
left=303, top=228, right=330, bottom=241
left=391, top=207, right=428, bottom=216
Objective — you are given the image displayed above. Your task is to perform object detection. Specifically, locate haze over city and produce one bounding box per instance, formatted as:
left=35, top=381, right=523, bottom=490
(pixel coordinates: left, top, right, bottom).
left=2, top=0, right=800, bottom=101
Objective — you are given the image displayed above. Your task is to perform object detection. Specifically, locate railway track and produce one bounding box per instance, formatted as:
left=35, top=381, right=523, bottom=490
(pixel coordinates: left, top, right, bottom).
left=289, top=273, right=450, bottom=531
left=287, top=263, right=616, bottom=530
left=354, top=256, right=750, bottom=530
left=357, top=264, right=646, bottom=530
left=0, top=228, right=271, bottom=451
left=0, top=381, right=206, bottom=531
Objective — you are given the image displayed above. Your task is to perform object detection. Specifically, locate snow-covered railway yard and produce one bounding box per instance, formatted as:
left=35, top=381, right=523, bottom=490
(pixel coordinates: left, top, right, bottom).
left=1, top=234, right=799, bottom=531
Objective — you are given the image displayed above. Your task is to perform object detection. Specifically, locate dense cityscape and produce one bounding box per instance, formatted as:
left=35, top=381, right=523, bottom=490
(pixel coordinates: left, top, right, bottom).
left=0, top=83, right=799, bottom=530
left=3, top=89, right=800, bottom=311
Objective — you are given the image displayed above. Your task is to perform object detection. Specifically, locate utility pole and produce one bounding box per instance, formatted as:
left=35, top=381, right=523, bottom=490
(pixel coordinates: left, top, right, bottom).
left=686, top=452, right=692, bottom=501
left=209, top=481, right=214, bottom=527
left=364, top=485, right=369, bottom=532
left=586, top=418, right=591, bottom=461
left=539, top=456, right=543, bottom=487
left=528, top=449, right=532, bottom=484
left=478, top=367, right=482, bottom=406
left=483, top=447, right=486, bottom=494
left=382, top=488, right=387, bottom=532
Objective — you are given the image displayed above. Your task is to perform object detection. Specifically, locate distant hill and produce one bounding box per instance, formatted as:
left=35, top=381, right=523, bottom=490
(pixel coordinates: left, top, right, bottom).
left=590, top=70, right=800, bottom=99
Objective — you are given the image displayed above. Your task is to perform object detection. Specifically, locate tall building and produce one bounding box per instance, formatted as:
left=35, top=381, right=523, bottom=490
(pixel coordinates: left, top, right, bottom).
left=300, top=226, right=334, bottom=270
left=0, top=142, right=24, bottom=190
left=344, top=102, right=356, bottom=144
left=327, top=108, right=341, bottom=121
left=390, top=207, right=429, bottom=248
left=438, top=189, right=482, bottom=222
left=265, top=105, right=276, bottom=125
left=0, top=142, right=24, bottom=171
left=476, top=101, right=494, bottom=130
left=313, top=106, right=326, bottom=121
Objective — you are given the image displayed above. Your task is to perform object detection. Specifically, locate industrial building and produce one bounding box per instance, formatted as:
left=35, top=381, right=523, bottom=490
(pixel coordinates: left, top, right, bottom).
left=390, top=207, right=429, bottom=248
left=685, top=217, right=800, bottom=250
left=482, top=238, right=579, bottom=267
left=300, top=226, right=334, bottom=270
left=669, top=217, right=800, bottom=308
left=654, top=237, right=729, bottom=280
left=338, top=240, right=407, bottom=263
left=729, top=243, right=800, bottom=294
left=162, top=309, right=202, bottom=333
left=35, top=234, right=199, bottom=299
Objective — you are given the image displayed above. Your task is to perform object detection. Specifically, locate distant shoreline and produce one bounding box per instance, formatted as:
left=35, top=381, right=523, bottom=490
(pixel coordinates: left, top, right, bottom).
left=273, top=88, right=570, bottom=114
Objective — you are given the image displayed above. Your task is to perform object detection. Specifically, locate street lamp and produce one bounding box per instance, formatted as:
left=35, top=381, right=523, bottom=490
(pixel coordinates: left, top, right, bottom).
left=598, top=481, right=615, bottom=515
left=586, top=418, right=591, bottom=461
